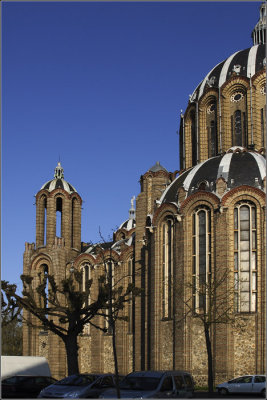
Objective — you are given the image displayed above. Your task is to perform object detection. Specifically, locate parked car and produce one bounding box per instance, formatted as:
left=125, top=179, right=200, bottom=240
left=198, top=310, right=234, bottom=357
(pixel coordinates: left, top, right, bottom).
left=1, top=375, right=57, bottom=398
left=100, top=370, right=195, bottom=398
left=38, top=373, right=124, bottom=398
left=216, top=375, right=266, bottom=397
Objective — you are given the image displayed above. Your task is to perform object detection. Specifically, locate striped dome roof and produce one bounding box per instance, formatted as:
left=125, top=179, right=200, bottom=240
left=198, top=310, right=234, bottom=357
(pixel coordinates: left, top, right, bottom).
left=190, top=44, right=266, bottom=103
left=160, top=147, right=266, bottom=204
left=40, top=162, right=77, bottom=194
left=119, top=218, right=136, bottom=231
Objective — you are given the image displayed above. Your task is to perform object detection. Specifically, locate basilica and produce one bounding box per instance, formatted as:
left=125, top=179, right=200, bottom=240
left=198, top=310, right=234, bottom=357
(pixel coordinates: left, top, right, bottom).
left=23, top=3, right=266, bottom=383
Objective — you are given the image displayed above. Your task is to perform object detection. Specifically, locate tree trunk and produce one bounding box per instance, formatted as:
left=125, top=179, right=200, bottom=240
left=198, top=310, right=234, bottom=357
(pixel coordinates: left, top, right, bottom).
left=112, top=322, right=121, bottom=399
left=63, top=333, right=80, bottom=376
left=204, top=325, right=214, bottom=393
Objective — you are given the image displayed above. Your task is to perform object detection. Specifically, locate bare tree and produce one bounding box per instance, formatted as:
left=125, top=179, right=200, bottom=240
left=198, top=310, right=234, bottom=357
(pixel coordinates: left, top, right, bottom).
left=177, top=268, right=246, bottom=393
left=1, top=290, right=23, bottom=355
left=1, top=247, right=140, bottom=383
left=1, top=271, right=109, bottom=376
left=94, top=232, right=141, bottom=398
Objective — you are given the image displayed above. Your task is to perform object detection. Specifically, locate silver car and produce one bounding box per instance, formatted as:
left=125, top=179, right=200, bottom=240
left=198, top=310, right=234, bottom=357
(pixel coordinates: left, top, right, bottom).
left=216, top=375, right=266, bottom=397
left=38, top=373, right=122, bottom=398
left=100, top=370, right=195, bottom=398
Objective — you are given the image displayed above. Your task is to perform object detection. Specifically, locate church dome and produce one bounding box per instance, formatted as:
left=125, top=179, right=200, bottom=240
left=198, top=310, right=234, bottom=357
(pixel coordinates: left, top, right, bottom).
left=160, top=147, right=266, bottom=204
left=40, top=162, right=77, bottom=194
left=149, top=161, right=168, bottom=173
left=190, top=3, right=266, bottom=103
left=190, top=44, right=266, bottom=103
left=119, top=218, right=136, bottom=231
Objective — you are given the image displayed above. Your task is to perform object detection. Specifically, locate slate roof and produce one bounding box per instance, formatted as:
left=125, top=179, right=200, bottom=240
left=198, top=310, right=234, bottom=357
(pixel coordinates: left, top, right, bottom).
left=160, top=147, right=266, bottom=204
left=190, top=44, right=266, bottom=102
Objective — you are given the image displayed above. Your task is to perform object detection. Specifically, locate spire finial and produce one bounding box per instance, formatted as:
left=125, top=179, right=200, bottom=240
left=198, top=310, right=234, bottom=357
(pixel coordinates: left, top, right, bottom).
left=129, top=196, right=136, bottom=220
left=54, top=161, right=64, bottom=179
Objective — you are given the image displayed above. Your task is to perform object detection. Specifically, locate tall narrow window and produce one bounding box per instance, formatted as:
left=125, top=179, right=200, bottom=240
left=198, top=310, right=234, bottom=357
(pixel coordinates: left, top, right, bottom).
left=81, top=263, right=91, bottom=334
left=40, top=264, right=49, bottom=324
left=207, top=101, right=217, bottom=157
left=234, top=202, right=257, bottom=313
left=56, top=197, right=63, bottom=237
left=261, top=108, right=266, bottom=147
left=43, top=196, right=47, bottom=246
left=128, top=258, right=133, bottom=333
left=209, top=120, right=218, bottom=157
left=191, top=111, right=197, bottom=166
left=71, top=199, right=75, bottom=248
left=192, top=207, right=211, bottom=312
left=162, top=219, right=173, bottom=319
left=103, top=260, right=114, bottom=333
left=243, top=112, right=247, bottom=147
left=234, top=110, right=242, bottom=146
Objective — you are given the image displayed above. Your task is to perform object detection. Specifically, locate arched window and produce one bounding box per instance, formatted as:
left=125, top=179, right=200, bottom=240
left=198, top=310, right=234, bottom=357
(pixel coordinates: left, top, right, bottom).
left=192, top=207, right=211, bottom=312
left=103, top=260, right=114, bottom=334
left=38, top=195, right=47, bottom=246
left=191, top=111, right=197, bottom=166
left=81, top=263, right=91, bottom=334
left=233, top=110, right=242, bottom=146
left=234, top=202, right=257, bottom=312
left=206, top=101, right=218, bottom=157
left=261, top=107, right=266, bottom=148
left=127, top=257, right=133, bottom=333
left=56, top=197, right=63, bottom=237
left=210, top=120, right=217, bottom=157
left=39, top=264, right=49, bottom=324
left=162, top=219, right=173, bottom=319
left=230, top=91, right=247, bottom=147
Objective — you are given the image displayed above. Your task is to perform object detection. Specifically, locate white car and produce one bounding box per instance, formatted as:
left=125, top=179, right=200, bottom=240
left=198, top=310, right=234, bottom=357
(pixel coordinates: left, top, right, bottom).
left=216, top=375, right=266, bottom=397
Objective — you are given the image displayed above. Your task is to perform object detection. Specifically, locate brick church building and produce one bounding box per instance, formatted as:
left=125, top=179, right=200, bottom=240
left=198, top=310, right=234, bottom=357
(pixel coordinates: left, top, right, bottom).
left=23, top=3, right=266, bottom=383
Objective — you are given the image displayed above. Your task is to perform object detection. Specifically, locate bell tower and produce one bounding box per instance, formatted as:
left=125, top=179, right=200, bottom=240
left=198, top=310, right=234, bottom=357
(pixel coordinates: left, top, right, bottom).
left=35, top=162, right=82, bottom=251
left=23, top=162, right=82, bottom=379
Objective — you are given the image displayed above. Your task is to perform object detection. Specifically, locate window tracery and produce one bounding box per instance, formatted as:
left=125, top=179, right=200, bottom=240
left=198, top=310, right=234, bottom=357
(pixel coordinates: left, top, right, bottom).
left=230, top=90, right=247, bottom=147
left=234, top=201, right=257, bottom=313
left=192, top=207, right=211, bottom=313
left=162, top=219, right=173, bottom=319
left=206, top=100, right=218, bottom=157
left=190, top=110, right=197, bottom=166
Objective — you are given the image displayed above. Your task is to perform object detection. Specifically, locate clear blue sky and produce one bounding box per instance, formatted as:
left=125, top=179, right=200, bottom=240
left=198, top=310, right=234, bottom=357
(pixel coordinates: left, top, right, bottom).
left=2, top=1, right=261, bottom=291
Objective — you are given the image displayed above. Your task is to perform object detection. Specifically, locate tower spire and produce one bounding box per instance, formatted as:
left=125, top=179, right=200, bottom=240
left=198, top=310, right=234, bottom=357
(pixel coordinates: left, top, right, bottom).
left=251, top=2, right=266, bottom=45
left=54, top=161, right=64, bottom=179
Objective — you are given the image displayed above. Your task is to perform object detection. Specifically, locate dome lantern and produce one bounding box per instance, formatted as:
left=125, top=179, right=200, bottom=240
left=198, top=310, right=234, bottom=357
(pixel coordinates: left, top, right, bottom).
left=54, top=161, right=64, bottom=179
left=40, top=162, right=77, bottom=194
left=251, top=2, right=266, bottom=45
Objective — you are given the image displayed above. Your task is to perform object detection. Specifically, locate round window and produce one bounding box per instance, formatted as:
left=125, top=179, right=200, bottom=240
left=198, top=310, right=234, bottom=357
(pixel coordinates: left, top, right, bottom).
left=230, top=92, right=244, bottom=103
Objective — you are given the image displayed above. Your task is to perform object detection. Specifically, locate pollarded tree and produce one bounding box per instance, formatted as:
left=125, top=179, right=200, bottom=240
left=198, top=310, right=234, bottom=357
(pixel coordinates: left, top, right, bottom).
left=2, top=259, right=140, bottom=379
left=1, top=290, right=23, bottom=355
left=2, top=270, right=109, bottom=376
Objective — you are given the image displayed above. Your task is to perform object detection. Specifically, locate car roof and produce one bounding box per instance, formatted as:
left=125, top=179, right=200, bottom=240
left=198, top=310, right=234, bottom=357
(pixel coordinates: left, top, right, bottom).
left=127, top=371, right=191, bottom=378
left=235, top=375, right=265, bottom=378
left=3, top=375, right=55, bottom=378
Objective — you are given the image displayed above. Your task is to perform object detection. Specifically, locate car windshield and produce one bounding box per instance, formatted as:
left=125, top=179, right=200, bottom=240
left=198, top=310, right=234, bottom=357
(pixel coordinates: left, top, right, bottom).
left=120, top=377, right=160, bottom=391
left=55, top=375, right=98, bottom=387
